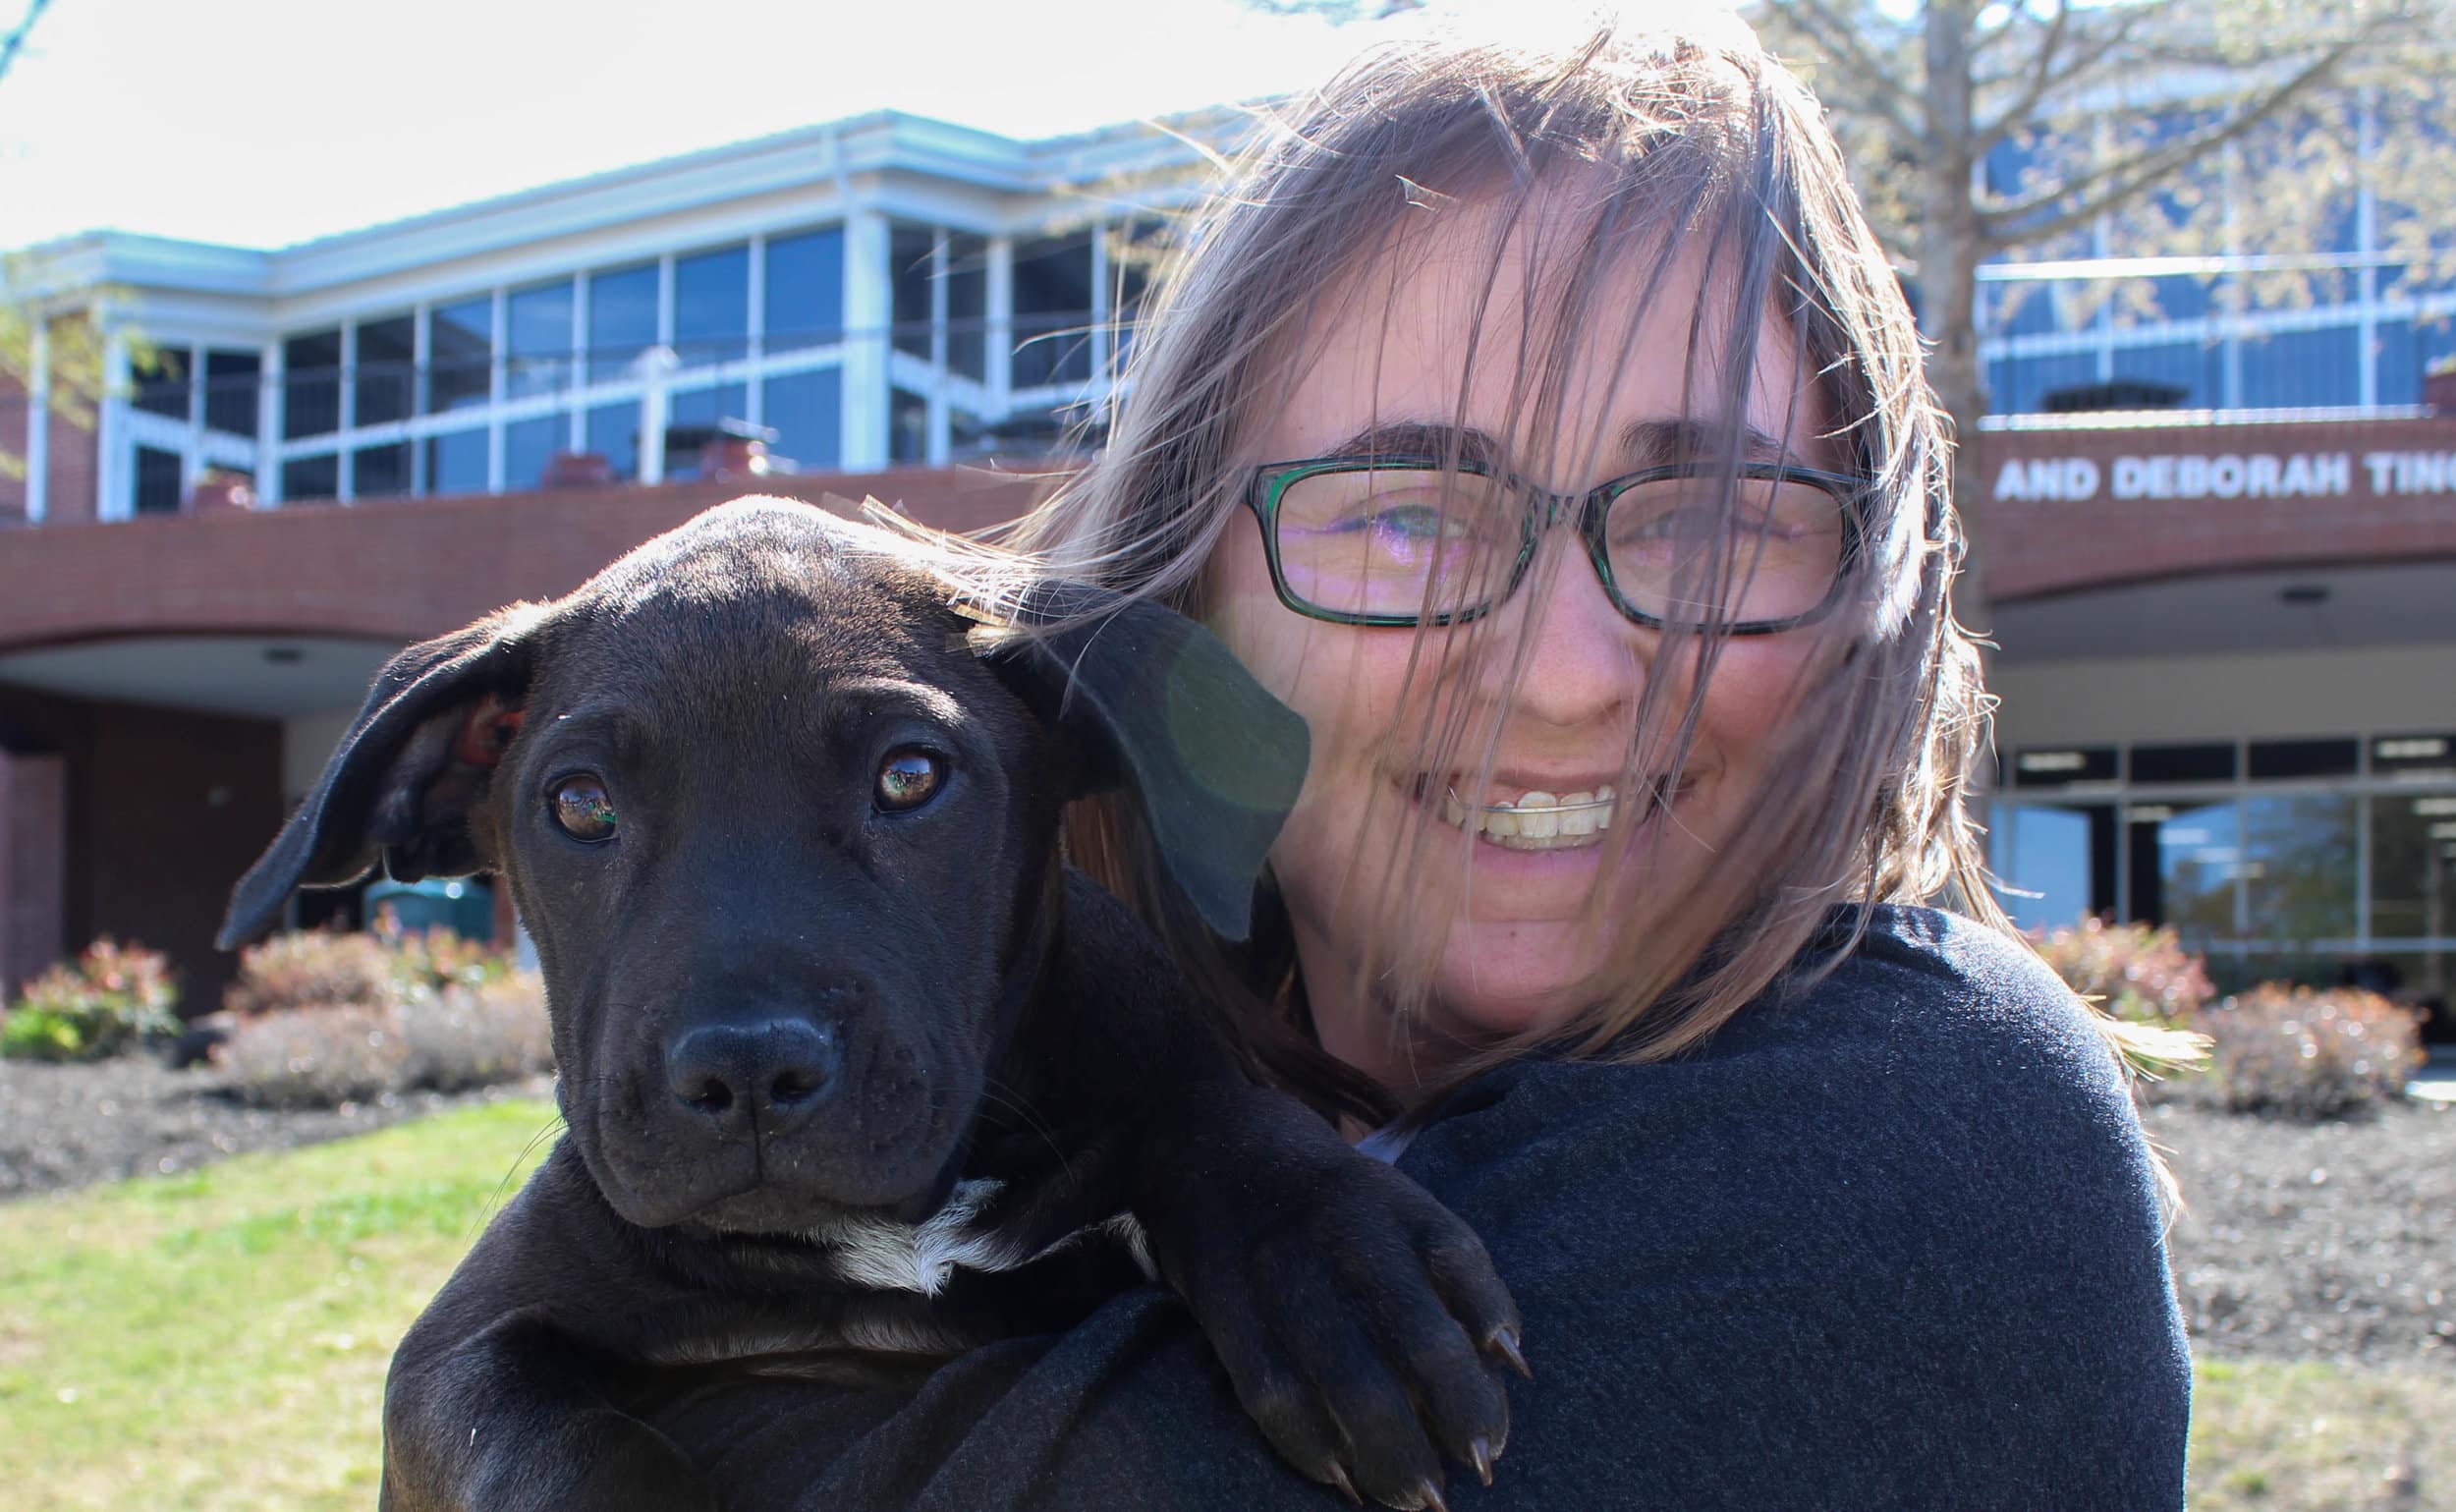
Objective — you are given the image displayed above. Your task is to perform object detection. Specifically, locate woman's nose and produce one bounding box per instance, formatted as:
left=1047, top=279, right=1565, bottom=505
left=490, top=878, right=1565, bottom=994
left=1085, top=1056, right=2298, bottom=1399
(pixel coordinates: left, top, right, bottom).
left=1477, top=538, right=1652, bottom=728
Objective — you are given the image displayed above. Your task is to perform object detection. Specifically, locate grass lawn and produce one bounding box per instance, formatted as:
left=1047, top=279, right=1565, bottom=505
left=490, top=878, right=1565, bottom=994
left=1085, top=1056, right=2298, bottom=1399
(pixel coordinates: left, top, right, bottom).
left=2, top=1101, right=2449, bottom=1511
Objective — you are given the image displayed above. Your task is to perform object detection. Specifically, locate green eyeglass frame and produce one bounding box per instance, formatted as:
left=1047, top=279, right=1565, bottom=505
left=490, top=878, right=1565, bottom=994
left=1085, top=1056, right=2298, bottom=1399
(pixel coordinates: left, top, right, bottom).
left=1242, top=454, right=1870, bottom=633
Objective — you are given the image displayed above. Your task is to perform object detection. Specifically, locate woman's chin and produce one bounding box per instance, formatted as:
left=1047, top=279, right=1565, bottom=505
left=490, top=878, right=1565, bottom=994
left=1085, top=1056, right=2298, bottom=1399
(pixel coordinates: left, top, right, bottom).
left=1430, top=925, right=1610, bottom=1040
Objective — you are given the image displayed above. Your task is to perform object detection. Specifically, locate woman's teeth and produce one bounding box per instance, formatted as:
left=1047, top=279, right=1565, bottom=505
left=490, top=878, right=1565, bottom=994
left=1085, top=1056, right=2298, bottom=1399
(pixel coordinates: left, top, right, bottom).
left=1437, top=785, right=1621, bottom=850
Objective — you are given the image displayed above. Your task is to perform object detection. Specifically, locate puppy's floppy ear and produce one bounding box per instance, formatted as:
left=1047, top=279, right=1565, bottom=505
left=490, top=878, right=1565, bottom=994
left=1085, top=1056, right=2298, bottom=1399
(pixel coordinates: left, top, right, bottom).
left=983, top=585, right=1309, bottom=943
left=216, top=604, right=552, bottom=950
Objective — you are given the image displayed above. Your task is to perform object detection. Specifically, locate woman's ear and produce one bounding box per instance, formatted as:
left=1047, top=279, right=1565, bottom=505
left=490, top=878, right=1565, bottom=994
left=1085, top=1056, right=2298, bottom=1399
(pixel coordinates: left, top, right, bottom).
left=216, top=603, right=553, bottom=949
left=982, top=586, right=1310, bottom=942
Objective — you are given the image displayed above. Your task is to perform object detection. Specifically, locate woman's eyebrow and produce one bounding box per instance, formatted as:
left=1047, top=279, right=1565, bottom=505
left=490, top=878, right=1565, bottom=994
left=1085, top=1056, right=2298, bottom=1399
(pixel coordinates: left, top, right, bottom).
left=1319, top=421, right=1504, bottom=468
left=1321, top=419, right=1802, bottom=472
left=1616, top=419, right=1798, bottom=469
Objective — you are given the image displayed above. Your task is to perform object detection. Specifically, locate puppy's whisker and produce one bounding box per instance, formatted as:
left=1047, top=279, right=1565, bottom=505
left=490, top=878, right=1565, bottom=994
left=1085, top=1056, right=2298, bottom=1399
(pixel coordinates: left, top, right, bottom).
left=979, top=1081, right=1075, bottom=1181
left=477, top=1111, right=571, bottom=1243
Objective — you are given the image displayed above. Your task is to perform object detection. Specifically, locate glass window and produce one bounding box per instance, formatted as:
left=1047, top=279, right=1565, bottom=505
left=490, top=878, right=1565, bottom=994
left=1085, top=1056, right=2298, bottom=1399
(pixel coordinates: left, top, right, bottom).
left=2249, top=738, right=2361, bottom=780
left=2373, top=793, right=2456, bottom=948
left=353, top=442, right=410, bottom=498
left=1982, top=280, right=2063, bottom=340
left=674, top=245, right=750, bottom=368
left=425, top=427, right=489, bottom=496
left=1985, top=351, right=2098, bottom=417
left=2379, top=316, right=2456, bottom=407
left=203, top=350, right=259, bottom=437
left=2239, top=325, right=2362, bottom=410
left=1990, top=801, right=2113, bottom=934
left=282, top=453, right=339, bottom=502
left=670, top=382, right=748, bottom=430
left=588, top=263, right=659, bottom=383
left=133, top=445, right=183, bottom=515
left=283, top=330, right=342, bottom=439
left=504, top=415, right=562, bottom=492
left=356, top=314, right=416, bottom=427
left=1011, top=230, right=1094, bottom=388
left=890, top=386, right=927, bottom=464
left=2130, top=743, right=2237, bottom=785
left=2375, top=733, right=2456, bottom=779
left=2106, top=340, right=2219, bottom=410
left=586, top=404, right=639, bottom=482
left=426, top=300, right=492, bottom=415
left=2242, top=794, right=2359, bottom=943
left=945, top=233, right=989, bottom=381
left=762, top=367, right=840, bottom=472
left=765, top=228, right=844, bottom=352
left=891, top=224, right=937, bottom=361
left=133, top=348, right=191, bottom=420
left=2144, top=801, right=2240, bottom=947
left=1108, top=218, right=1168, bottom=368
left=507, top=280, right=575, bottom=400
left=2011, top=745, right=2119, bottom=788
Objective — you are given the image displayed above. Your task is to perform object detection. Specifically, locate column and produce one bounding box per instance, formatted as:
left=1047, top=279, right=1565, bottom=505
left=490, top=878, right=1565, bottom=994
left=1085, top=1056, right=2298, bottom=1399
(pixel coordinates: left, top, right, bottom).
left=839, top=208, right=893, bottom=471
left=25, top=321, right=47, bottom=523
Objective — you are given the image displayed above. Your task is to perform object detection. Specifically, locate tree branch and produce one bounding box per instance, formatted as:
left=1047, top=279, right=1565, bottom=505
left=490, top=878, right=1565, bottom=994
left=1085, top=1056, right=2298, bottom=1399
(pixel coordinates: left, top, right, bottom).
left=1775, top=0, right=1928, bottom=142
left=1972, top=2, right=2152, bottom=166
left=1977, top=21, right=2382, bottom=253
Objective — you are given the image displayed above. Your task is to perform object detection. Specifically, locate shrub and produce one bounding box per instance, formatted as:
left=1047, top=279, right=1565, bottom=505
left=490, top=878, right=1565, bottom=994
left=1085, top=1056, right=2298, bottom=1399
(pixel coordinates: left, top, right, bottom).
left=400, top=974, right=554, bottom=1092
left=211, top=924, right=547, bottom=1106
left=2032, top=918, right=2217, bottom=1026
left=376, top=917, right=518, bottom=993
left=1, top=938, right=181, bottom=1062
left=2196, top=984, right=2426, bottom=1118
left=215, top=1003, right=414, bottom=1109
left=222, top=929, right=395, bottom=1018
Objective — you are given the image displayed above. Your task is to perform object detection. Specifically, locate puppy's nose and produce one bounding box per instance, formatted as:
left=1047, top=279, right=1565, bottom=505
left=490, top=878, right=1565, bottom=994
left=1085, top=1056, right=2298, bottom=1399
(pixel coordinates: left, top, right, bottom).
left=665, top=1019, right=842, bottom=1137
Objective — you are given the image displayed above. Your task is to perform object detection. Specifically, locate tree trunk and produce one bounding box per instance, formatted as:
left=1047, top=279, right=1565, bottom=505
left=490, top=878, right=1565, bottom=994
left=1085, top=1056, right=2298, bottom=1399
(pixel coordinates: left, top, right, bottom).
left=1919, top=0, right=1992, bottom=656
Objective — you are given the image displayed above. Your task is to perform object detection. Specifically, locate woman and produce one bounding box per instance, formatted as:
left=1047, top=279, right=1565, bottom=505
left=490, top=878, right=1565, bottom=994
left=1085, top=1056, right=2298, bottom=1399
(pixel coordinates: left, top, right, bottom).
left=664, top=16, right=2195, bottom=1508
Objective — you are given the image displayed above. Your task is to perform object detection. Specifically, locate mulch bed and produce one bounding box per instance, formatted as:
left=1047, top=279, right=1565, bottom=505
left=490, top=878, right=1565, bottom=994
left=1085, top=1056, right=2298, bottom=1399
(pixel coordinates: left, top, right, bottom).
left=2149, top=1095, right=2456, bottom=1373
left=0, top=1055, right=553, bottom=1200
left=4, top=1054, right=2450, bottom=1375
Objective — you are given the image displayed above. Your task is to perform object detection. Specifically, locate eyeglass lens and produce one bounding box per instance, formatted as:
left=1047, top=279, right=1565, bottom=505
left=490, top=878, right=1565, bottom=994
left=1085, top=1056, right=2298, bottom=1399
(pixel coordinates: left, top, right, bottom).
left=1271, top=467, right=1846, bottom=625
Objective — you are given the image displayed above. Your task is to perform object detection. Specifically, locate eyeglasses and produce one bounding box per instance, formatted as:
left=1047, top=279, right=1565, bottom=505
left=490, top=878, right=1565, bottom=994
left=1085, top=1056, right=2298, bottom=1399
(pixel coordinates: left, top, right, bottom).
left=1243, top=455, right=1867, bottom=632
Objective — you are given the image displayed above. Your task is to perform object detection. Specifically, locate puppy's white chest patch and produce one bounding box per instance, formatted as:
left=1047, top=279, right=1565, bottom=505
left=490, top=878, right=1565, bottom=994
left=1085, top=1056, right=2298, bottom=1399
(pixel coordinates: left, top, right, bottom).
left=806, top=1178, right=1030, bottom=1296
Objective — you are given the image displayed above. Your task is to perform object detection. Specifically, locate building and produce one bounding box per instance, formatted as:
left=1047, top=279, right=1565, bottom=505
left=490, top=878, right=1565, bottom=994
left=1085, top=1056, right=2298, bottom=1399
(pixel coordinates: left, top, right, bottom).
left=2, top=102, right=2451, bottom=1032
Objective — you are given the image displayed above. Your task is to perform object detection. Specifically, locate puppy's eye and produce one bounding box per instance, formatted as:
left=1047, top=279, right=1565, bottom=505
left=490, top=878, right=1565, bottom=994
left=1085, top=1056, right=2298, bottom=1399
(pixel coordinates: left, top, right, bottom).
left=550, top=775, right=619, bottom=842
left=874, top=749, right=944, bottom=812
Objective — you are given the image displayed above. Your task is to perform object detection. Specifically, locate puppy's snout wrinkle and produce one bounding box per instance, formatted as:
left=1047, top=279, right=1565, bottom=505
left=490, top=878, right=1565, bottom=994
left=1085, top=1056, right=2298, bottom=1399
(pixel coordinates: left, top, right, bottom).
left=665, top=1019, right=844, bottom=1138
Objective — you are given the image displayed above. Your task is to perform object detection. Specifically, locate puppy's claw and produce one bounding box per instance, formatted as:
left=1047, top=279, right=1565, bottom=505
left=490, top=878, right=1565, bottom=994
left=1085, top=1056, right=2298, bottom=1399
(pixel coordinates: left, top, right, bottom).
left=1486, top=1325, right=1533, bottom=1380
left=1323, top=1462, right=1363, bottom=1507
left=1470, top=1436, right=1496, bottom=1487
left=1413, top=1478, right=1451, bottom=1512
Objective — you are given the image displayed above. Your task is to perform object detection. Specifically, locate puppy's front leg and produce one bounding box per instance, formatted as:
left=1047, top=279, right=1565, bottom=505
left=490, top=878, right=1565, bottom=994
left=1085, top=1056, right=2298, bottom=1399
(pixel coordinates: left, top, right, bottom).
left=1040, top=876, right=1523, bottom=1510
left=1126, top=1083, right=1524, bottom=1512
left=380, top=1147, right=715, bottom=1512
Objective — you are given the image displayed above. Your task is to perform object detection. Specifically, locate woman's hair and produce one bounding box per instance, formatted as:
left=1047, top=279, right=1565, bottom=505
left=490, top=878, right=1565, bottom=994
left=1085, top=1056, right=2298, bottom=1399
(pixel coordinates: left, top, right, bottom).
left=1001, top=14, right=2196, bottom=1123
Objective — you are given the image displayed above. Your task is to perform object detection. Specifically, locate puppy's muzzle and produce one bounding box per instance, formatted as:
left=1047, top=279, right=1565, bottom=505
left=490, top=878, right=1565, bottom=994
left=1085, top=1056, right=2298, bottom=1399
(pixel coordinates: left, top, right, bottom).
left=666, top=1018, right=844, bottom=1141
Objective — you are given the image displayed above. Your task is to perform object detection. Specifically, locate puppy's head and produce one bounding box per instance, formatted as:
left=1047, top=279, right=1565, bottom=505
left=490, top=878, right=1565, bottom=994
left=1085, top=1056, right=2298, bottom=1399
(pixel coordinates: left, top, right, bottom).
left=218, top=497, right=1306, bottom=1236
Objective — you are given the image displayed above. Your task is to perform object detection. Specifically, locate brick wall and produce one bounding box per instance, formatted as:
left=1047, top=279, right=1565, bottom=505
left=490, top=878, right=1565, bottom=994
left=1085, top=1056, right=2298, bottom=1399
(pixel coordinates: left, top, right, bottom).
left=0, top=749, right=67, bottom=993
left=0, top=688, right=283, bottom=1013
left=1979, top=415, right=2456, bottom=600
left=0, top=467, right=1050, bottom=653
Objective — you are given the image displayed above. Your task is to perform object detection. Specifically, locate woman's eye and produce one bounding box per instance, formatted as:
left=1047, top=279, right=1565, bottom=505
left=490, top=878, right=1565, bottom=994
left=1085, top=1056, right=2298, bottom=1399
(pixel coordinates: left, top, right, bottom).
left=549, top=775, right=618, bottom=842
left=875, top=749, right=945, bottom=812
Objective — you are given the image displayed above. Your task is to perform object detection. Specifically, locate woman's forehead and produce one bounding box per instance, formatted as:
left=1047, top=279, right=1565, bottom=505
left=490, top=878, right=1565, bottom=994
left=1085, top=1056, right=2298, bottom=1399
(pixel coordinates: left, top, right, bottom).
left=1257, top=198, right=1835, bottom=476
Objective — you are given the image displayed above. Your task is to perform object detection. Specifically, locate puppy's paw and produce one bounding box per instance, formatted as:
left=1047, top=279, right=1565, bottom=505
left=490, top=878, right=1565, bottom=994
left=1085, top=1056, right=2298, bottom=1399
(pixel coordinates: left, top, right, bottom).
left=1136, top=1090, right=1523, bottom=1510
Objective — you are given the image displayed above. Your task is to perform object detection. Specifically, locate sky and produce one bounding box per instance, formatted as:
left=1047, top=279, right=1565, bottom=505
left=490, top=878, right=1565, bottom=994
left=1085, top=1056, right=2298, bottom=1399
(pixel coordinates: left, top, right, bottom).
left=0, top=0, right=1482, bottom=252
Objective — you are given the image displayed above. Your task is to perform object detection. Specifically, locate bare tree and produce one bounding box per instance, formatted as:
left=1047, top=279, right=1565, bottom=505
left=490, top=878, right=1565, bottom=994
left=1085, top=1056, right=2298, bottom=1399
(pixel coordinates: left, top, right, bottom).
left=1754, top=0, right=2456, bottom=636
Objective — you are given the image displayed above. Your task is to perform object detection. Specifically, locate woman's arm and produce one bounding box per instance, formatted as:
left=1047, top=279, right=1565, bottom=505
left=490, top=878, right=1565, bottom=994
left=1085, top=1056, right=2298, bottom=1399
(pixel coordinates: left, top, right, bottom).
left=655, top=907, right=2191, bottom=1512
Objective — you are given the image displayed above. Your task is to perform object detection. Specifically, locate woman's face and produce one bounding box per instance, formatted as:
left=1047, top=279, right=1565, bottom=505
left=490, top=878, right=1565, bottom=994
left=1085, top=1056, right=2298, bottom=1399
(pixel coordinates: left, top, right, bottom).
left=1204, top=202, right=1846, bottom=1087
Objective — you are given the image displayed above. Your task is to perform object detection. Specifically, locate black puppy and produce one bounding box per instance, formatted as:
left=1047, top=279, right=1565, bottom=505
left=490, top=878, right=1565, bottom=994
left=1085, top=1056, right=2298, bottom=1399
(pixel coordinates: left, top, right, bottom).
left=218, top=499, right=1520, bottom=1512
